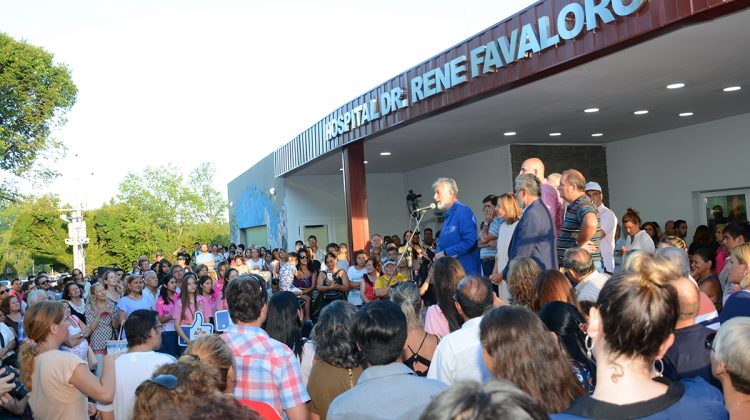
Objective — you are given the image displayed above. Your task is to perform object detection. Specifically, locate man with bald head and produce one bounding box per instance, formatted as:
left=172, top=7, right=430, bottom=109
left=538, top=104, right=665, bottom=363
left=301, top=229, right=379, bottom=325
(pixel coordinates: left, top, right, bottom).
left=519, top=158, right=564, bottom=235
left=663, top=277, right=720, bottom=389
left=428, top=276, right=493, bottom=385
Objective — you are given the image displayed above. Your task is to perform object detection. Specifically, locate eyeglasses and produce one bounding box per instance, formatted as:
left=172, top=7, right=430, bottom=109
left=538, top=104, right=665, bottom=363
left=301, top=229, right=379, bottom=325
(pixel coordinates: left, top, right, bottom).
left=0, top=290, right=6, bottom=295
left=38, top=281, right=48, bottom=285
left=154, top=324, right=163, bottom=332
left=300, top=256, right=308, bottom=260
left=705, top=332, right=716, bottom=352
left=147, top=374, right=179, bottom=389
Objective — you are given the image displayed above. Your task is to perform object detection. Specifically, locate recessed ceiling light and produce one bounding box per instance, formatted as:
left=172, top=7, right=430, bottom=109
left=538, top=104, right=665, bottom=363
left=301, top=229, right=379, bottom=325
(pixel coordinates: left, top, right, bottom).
left=364, top=161, right=368, bottom=164
left=723, top=86, right=742, bottom=92
left=591, top=133, right=603, bottom=137
left=667, top=83, right=685, bottom=89
left=678, top=112, right=694, bottom=117
left=634, top=110, right=649, bottom=115
left=549, top=132, right=562, bottom=137
left=504, top=131, right=516, bottom=136
left=380, top=152, right=391, bottom=156
left=584, top=108, right=599, bottom=113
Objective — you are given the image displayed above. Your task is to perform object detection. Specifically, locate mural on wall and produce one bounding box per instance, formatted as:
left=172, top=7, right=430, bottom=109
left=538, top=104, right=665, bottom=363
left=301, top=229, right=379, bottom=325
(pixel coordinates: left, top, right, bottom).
left=231, top=185, right=287, bottom=250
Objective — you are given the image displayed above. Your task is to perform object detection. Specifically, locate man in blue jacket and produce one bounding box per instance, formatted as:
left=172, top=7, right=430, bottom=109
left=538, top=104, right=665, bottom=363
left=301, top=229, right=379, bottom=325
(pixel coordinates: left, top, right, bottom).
left=432, top=177, right=482, bottom=275
left=500, top=173, right=558, bottom=280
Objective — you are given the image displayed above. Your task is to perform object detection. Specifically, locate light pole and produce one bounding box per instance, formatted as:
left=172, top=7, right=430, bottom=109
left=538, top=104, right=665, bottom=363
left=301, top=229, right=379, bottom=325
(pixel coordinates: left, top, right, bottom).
left=60, top=206, right=89, bottom=275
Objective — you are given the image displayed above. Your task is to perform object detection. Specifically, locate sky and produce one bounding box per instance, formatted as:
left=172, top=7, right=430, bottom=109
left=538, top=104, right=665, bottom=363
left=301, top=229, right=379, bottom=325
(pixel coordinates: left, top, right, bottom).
left=1, top=0, right=536, bottom=208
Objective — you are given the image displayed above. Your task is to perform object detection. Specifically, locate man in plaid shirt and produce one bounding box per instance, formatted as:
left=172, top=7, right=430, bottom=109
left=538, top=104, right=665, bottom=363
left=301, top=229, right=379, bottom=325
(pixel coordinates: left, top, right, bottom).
left=221, top=274, right=309, bottom=419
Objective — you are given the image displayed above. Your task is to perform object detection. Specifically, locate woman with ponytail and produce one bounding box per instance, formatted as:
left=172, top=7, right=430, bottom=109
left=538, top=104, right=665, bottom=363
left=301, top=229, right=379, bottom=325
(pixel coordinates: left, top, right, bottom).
left=555, top=253, right=727, bottom=419
left=391, top=281, right=439, bottom=377
left=22, top=300, right=116, bottom=419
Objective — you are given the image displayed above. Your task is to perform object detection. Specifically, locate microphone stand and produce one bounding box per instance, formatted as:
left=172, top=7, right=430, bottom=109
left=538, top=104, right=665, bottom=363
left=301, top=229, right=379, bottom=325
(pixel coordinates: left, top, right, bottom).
left=388, top=208, right=430, bottom=285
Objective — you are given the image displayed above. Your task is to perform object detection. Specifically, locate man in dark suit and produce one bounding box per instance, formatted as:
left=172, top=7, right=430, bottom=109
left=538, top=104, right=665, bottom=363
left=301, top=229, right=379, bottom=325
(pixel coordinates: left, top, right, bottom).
left=500, top=173, right=558, bottom=280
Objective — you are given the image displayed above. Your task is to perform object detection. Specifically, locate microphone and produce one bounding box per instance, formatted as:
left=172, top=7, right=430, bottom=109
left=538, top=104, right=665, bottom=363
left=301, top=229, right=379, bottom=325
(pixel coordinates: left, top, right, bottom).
left=413, top=203, right=437, bottom=213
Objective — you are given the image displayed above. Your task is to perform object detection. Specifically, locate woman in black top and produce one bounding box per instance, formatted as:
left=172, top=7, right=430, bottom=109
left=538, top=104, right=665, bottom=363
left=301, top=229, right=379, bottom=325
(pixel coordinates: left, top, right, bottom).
left=391, top=282, right=438, bottom=376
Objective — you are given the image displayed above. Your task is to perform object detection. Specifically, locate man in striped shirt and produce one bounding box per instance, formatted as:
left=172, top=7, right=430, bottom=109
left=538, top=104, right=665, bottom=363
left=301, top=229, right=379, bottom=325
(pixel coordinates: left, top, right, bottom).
left=557, top=169, right=602, bottom=270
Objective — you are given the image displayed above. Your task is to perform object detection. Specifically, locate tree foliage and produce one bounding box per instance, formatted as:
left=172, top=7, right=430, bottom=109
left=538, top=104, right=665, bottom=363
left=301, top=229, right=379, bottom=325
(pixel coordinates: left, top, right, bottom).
left=4, top=195, right=69, bottom=271
left=0, top=162, right=228, bottom=275
left=0, top=33, right=77, bottom=202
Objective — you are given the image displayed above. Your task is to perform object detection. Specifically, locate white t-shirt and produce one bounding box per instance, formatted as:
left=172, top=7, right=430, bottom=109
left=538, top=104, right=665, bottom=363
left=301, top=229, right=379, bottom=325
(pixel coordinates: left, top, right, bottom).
left=98, top=351, right=176, bottom=419
left=247, top=258, right=265, bottom=272
left=346, top=266, right=368, bottom=306
left=598, top=204, right=618, bottom=273
left=627, top=230, right=656, bottom=253
left=426, top=316, right=491, bottom=385
left=495, top=221, right=518, bottom=301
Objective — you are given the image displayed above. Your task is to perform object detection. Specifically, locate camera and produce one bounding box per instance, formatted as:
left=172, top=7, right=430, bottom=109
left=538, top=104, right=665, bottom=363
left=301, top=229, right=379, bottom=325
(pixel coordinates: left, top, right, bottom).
left=0, top=364, right=28, bottom=400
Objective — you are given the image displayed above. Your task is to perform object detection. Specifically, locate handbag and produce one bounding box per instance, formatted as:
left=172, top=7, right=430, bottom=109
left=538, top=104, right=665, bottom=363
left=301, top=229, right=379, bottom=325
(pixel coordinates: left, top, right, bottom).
left=106, top=324, right=128, bottom=355
left=87, top=347, right=98, bottom=370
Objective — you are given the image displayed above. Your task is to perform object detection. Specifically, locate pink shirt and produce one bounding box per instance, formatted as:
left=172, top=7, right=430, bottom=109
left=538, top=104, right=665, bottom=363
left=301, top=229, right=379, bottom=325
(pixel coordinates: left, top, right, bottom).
left=156, top=294, right=179, bottom=332
left=541, top=183, right=564, bottom=236
left=173, top=295, right=207, bottom=326
left=200, top=293, right=217, bottom=319
left=424, top=305, right=450, bottom=338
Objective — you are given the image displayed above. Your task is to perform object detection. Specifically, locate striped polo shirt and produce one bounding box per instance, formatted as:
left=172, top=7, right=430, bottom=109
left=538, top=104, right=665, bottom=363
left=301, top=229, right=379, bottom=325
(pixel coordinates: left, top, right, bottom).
left=557, top=195, right=602, bottom=265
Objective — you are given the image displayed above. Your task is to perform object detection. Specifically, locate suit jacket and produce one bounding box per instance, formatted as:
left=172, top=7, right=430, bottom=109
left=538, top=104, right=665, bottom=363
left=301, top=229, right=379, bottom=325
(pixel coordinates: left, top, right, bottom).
left=502, top=198, right=558, bottom=278
left=437, top=200, right=482, bottom=276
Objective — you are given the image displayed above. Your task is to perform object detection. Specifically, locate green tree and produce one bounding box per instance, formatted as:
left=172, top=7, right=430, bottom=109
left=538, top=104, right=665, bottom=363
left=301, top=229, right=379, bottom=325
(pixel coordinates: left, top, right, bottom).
left=0, top=33, right=77, bottom=202
left=189, top=162, right=227, bottom=224
left=5, top=195, right=70, bottom=271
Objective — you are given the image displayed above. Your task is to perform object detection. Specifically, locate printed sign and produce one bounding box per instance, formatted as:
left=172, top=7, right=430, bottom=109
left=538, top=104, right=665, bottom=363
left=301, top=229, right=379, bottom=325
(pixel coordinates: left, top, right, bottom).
left=214, top=310, right=235, bottom=332
left=178, top=312, right=214, bottom=347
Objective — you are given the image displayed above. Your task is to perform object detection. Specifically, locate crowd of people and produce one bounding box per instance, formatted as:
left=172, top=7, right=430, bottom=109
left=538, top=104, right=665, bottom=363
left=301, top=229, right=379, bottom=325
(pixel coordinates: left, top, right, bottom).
left=1, top=156, right=749, bottom=419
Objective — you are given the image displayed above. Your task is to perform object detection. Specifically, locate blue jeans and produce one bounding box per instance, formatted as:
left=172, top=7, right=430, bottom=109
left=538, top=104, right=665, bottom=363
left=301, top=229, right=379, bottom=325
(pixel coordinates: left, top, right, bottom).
left=159, top=331, right=181, bottom=358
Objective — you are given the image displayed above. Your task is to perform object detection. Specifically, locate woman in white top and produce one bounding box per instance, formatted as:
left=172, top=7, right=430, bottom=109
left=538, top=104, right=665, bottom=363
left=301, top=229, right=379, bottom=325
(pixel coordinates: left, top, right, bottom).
left=620, top=208, right=656, bottom=254
left=247, top=248, right=266, bottom=272
left=490, top=192, right=522, bottom=302
left=346, top=250, right=368, bottom=306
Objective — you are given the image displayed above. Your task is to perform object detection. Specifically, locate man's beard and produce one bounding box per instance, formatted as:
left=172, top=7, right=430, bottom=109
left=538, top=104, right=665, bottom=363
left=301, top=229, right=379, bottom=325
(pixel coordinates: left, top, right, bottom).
left=436, top=201, right=447, bottom=210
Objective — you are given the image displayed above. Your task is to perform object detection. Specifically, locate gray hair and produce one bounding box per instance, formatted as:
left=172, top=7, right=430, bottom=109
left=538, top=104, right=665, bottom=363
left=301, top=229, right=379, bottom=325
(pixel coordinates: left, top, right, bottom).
left=27, top=290, right=49, bottom=306
left=143, top=270, right=157, bottom=280
left=655, top=247, right=690, bottom=278
left=514, top=173, right=541, bottom=197
left=713, top=317, right=750, bottom=393
left=420, top=379, right=547, bottom=420
left=391, top=282, right=423, bottom=330
left=563, top=247, right=594, bottom=277
left=432, top=177, right=459, bottom=196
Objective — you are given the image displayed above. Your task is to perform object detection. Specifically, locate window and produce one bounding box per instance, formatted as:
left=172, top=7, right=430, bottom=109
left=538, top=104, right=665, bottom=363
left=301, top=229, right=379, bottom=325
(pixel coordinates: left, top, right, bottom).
left=241, top=225, right=268, bottom=248
left=699, top=189, right=749, bottom=232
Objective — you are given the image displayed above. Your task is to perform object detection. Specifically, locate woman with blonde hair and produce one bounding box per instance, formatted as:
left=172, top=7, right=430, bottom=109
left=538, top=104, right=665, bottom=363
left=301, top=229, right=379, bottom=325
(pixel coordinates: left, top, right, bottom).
left=506, top=257, right=541, bottom=308
left=490, top=192, right=522, bottom=301
left=183, top=335, right=235, bottom=394
left=392, top=282, right=439, bottom=377
left=718, top=242, right=750, bottom=323
left=21, top=301, right=115, bottom=419
left=132, top=358, right=220, bottom=420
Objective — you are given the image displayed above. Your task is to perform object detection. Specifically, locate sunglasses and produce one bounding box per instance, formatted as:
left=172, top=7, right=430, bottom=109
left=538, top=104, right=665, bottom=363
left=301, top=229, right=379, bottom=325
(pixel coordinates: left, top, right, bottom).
left=0, top=290, right=6, bottom=295
left=705, top=332, right=716, bottom=352
left=300, top=256, right=308, bottom=260
left=147, top=374, right=179, bottom=389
